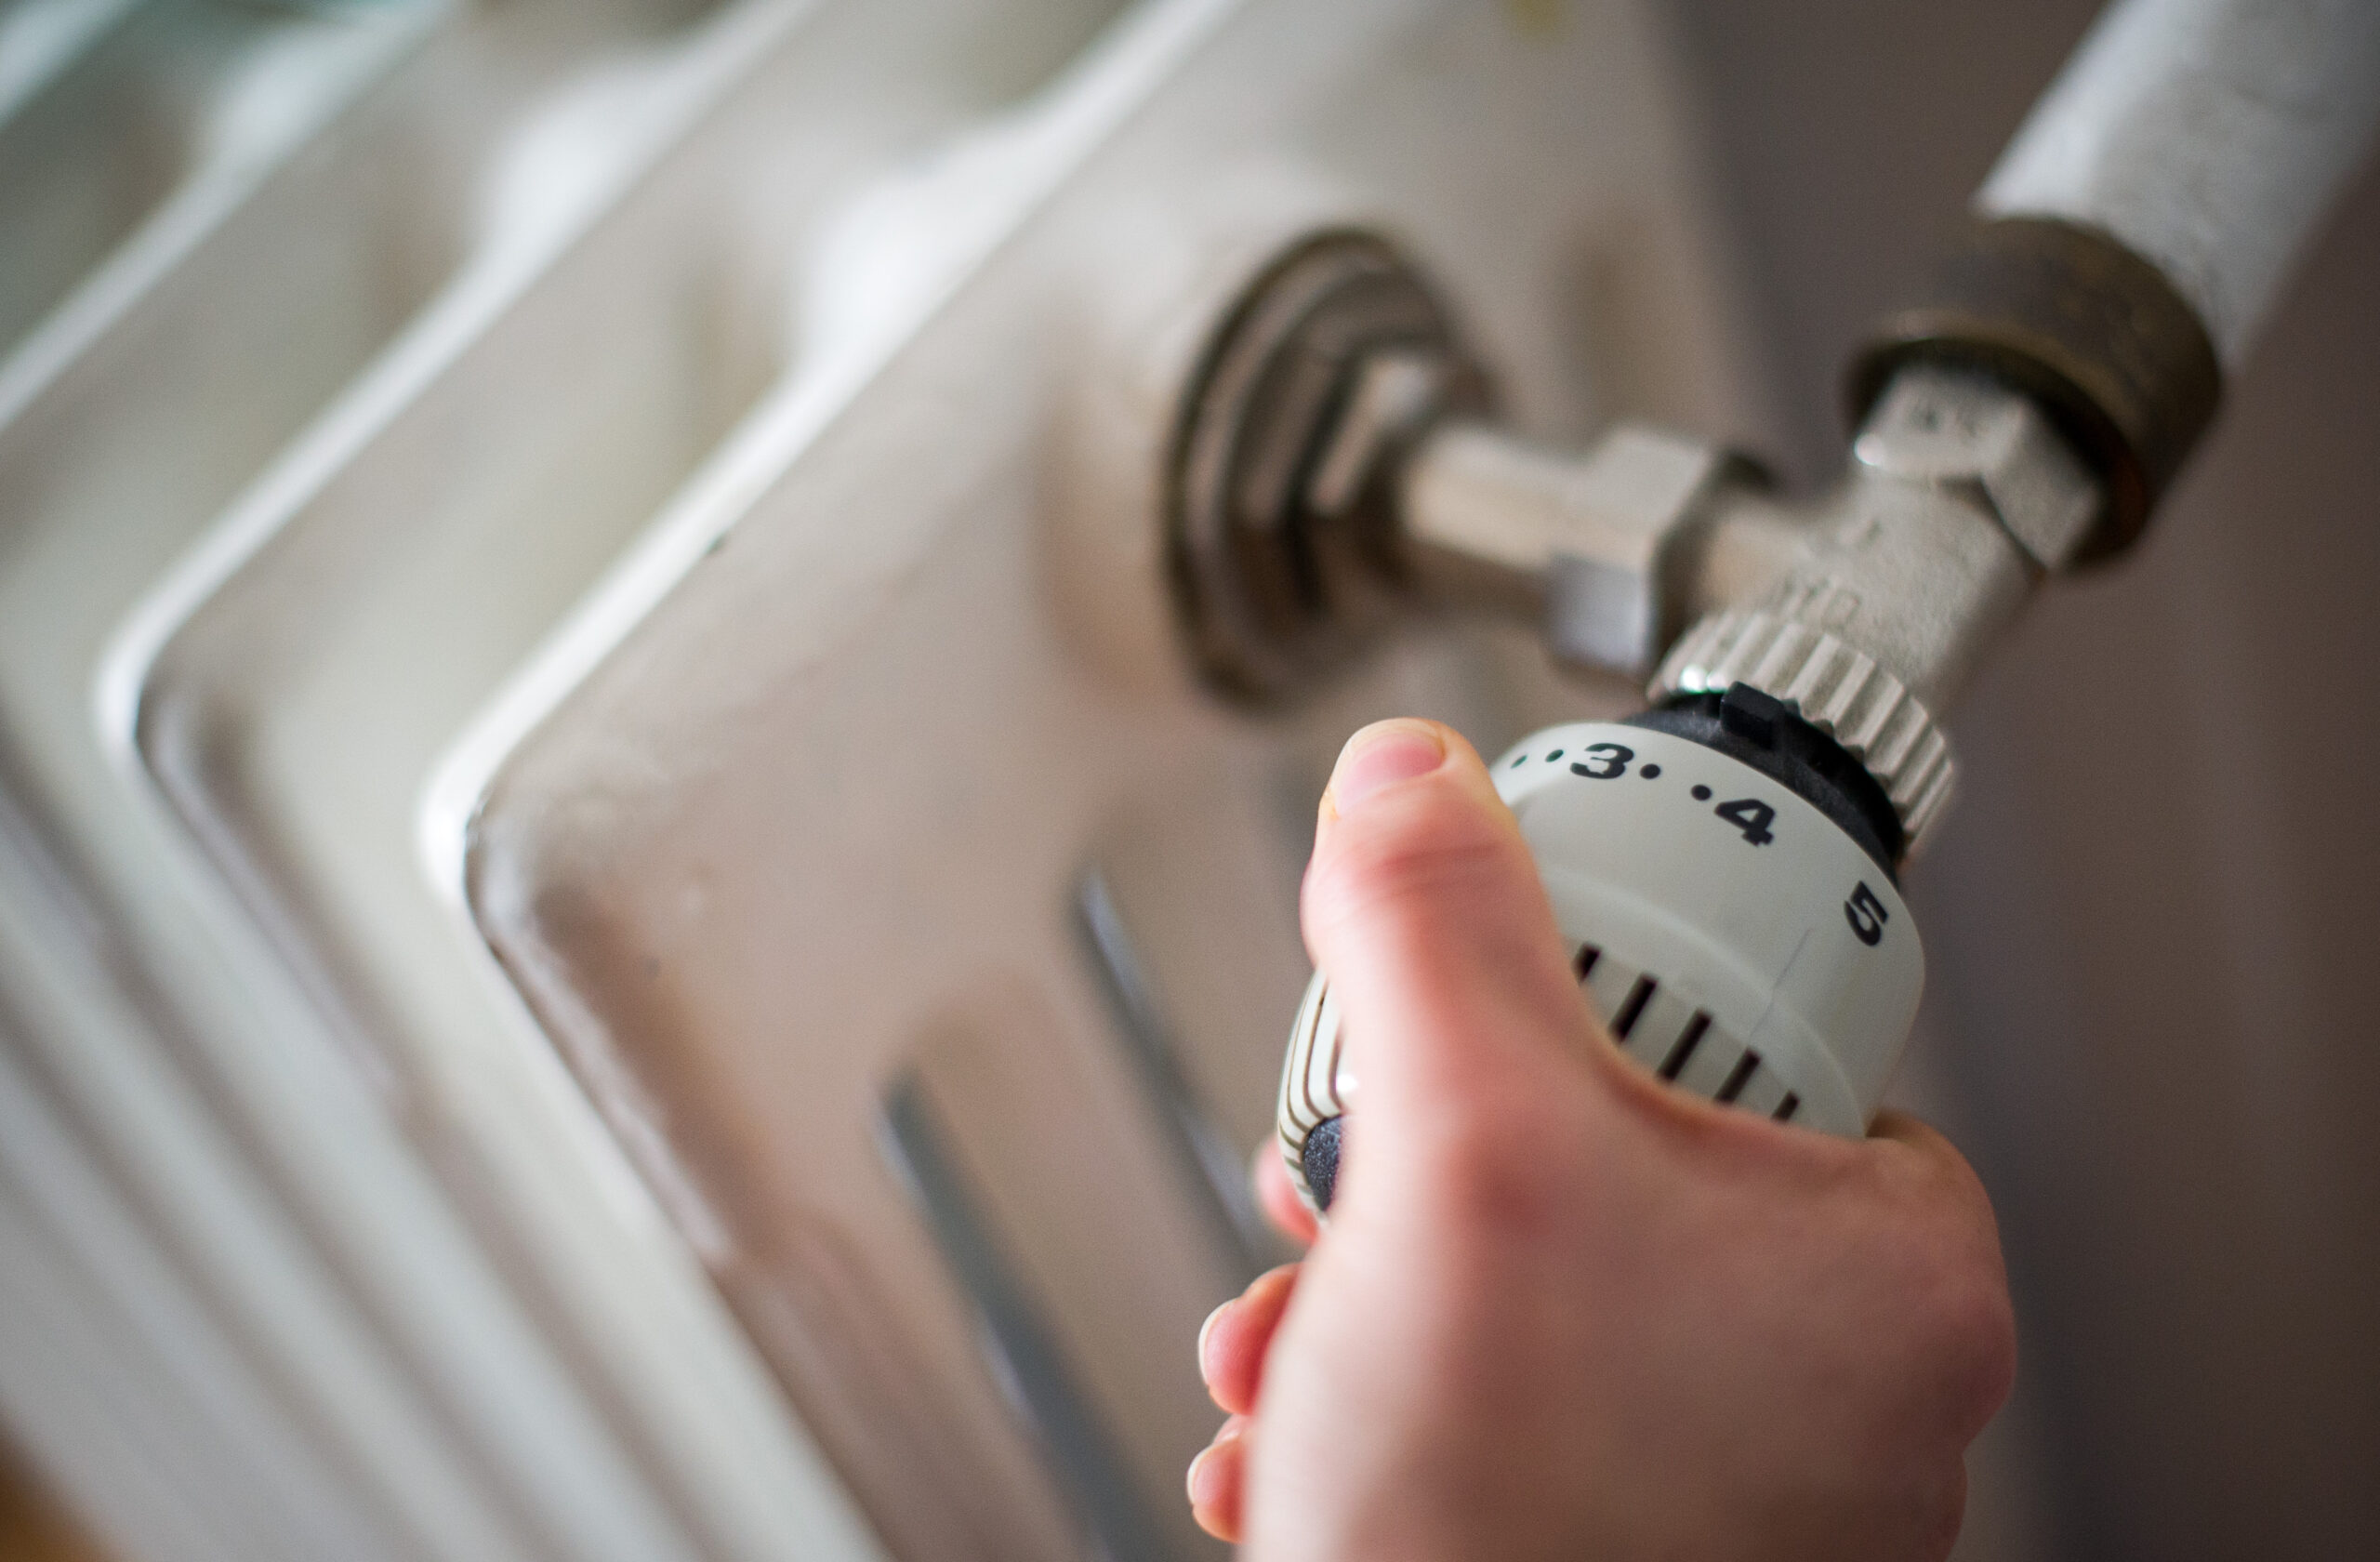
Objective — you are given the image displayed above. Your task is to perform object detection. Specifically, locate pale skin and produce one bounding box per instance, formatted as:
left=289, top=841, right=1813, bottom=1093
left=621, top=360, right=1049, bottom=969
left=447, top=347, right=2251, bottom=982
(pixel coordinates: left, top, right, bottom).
left=1187, top=718, right=2016, bottom=1559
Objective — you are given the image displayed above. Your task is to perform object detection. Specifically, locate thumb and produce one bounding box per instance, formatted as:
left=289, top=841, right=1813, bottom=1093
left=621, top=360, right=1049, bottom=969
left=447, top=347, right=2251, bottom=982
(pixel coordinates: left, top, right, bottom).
left=1302, top=720, right=1597, bottom=1149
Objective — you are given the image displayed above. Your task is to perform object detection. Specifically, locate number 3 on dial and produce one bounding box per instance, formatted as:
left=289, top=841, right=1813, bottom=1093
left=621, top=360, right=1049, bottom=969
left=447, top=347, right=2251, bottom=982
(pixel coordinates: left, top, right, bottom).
left=1569, top=743, right=1633, bottom=780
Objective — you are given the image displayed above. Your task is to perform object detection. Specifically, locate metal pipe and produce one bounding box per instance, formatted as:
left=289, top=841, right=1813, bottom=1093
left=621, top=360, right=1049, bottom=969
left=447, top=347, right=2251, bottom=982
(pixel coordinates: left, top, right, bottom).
left=1980, top=0, right=2380, bottom=367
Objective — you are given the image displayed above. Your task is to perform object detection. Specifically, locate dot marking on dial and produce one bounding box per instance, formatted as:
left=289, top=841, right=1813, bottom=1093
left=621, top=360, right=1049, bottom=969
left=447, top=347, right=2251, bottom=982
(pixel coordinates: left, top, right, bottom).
left=1691, top=784, right=1712, bottom=801
left=1640, top=763, right=1661, bottom=779
left=1546, top=749, right=1564, bottom=761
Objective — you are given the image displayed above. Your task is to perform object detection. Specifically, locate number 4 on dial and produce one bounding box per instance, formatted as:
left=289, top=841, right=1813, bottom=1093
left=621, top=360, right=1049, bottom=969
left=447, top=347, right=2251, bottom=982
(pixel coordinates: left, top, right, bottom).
left=1713, top=797, right=1776, bottom=846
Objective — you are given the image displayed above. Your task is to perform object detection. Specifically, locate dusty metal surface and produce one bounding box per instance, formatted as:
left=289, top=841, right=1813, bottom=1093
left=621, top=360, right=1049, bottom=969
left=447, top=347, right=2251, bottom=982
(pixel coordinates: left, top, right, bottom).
left=1849, top=215, right=2222, bottom=555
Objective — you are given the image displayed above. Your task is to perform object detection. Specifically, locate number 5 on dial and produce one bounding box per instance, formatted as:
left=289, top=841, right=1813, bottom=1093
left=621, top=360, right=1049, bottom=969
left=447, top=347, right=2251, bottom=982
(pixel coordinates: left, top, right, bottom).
left=1844, top=881, right=1890, bottom=946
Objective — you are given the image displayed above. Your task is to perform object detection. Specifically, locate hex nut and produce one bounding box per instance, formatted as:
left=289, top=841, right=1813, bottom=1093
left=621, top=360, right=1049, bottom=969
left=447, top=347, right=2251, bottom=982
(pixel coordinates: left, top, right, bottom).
left=1851, top=364, right=2100, bottom=570
left=1398, top=421, right=1736, bottom=679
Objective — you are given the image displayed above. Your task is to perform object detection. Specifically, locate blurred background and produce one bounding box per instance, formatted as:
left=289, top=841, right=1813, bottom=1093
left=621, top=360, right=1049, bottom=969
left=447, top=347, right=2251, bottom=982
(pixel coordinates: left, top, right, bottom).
left=1673, top=2, right=2380, bottom=1556
left=0, top=1, right=2372, bottom=1558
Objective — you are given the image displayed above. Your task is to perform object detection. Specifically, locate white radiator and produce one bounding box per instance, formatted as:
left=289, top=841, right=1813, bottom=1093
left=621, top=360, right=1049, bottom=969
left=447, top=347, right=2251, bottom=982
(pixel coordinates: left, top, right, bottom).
left=0, top=2, right=1773, bottom=1558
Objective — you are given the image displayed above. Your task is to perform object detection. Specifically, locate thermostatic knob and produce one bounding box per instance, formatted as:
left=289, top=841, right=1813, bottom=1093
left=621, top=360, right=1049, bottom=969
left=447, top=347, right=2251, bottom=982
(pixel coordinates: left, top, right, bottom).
left=1279, top=686, right=1924, bottom=1214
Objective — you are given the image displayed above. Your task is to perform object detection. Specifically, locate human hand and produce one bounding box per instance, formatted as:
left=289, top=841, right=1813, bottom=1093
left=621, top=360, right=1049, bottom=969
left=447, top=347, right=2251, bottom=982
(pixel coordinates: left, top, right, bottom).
left=1186, top=718, right=2015, bottom=1559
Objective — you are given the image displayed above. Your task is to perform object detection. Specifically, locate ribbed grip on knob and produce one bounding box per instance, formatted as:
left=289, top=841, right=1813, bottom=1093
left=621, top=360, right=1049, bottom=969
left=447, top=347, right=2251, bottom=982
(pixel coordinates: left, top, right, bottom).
left=1651, top=610, right=1956, bottom=851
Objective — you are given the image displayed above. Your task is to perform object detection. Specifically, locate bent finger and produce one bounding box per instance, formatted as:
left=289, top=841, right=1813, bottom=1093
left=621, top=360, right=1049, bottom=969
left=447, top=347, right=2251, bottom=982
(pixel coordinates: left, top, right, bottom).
left=1198, top=1264, right=1301, bottom=1416
left=1186, top=1414, right=1250, bottom=1542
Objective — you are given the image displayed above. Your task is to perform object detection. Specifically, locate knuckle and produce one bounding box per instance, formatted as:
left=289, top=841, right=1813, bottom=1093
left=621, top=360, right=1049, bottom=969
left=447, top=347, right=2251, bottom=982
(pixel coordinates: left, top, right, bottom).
left=1940, top=1272, right=2019, bottom=1429
left=1861, top=1131, right=2016, bottom=1435
left=1904, top=1237, right=2017, bottom=1438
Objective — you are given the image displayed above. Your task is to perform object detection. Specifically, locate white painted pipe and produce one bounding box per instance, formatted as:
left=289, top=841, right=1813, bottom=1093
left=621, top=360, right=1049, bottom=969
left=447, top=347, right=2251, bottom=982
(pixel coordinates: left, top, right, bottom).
left=1981, top=0, right=2380, bottom=366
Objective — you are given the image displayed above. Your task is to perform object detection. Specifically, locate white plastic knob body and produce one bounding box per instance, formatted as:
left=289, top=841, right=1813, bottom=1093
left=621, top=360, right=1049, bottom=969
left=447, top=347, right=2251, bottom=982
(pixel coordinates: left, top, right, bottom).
left=1277, top=721, right=1924, bottom=1213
